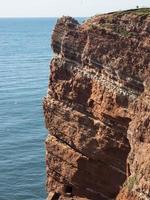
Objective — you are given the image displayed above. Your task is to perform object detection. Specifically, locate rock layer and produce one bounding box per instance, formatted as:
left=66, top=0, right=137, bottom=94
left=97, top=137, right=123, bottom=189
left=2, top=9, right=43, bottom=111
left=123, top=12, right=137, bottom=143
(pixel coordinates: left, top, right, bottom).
left=43, top=8, right=150, bottom=200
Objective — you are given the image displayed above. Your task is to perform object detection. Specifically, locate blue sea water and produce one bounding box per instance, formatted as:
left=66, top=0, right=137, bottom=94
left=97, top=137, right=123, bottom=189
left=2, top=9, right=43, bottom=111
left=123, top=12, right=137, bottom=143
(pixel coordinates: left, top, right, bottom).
left=0, top=17, right=85, bottom=200
left=0, top=18, right=57, bottom=200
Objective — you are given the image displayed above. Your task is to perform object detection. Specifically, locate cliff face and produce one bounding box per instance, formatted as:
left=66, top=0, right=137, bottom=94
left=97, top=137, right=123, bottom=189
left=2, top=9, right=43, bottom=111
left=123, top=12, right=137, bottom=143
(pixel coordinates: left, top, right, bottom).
left=43, top=9, right=150, bottom=200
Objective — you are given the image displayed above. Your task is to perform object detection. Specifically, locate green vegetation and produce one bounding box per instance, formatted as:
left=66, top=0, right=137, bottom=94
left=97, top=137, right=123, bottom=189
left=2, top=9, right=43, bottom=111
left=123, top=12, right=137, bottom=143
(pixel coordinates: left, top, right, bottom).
left=130, top=8, right=150, bottom=15
left=88, top=23, right=112, bottom=32
left=87, top=7, right=149, bottom=36
left=87, top=24, right=97, bottom=31
left=115, top=8, right=150, bottom=16
left=114, top=26, right=129, bottom=37
left=123, top=175, right=138, bottom=192
left=92, top=8, right=150, bottom=19
left=88, top=23, right=136, bottom=38
left=86, top=8, right=150, bottom=28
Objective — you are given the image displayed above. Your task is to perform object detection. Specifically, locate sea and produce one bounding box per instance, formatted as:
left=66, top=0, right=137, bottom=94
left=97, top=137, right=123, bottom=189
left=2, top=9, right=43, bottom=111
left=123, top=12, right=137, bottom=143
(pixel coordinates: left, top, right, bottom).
left=0, top=17, right=85, bottom=200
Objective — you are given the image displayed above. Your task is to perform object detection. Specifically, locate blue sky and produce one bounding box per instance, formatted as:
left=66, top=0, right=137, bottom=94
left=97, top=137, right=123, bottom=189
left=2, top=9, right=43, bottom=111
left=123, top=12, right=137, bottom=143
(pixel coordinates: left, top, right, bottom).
left=0, top=0, right=150, bottom=17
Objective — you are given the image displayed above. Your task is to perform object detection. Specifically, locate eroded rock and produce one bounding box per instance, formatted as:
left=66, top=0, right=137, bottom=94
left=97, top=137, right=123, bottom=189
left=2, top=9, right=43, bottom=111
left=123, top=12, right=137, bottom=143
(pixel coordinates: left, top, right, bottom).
left=43, top=8, right=150, bottom=200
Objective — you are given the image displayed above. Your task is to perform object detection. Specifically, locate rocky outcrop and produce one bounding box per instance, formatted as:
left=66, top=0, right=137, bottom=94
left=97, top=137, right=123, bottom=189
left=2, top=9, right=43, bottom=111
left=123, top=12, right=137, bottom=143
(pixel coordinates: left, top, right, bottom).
left=43, top=8, right=150, bottom=200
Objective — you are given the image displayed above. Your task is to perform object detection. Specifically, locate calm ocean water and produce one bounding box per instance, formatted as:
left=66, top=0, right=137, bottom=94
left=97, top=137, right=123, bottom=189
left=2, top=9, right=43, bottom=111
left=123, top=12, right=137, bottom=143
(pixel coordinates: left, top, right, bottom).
left=0, top=17, right=85, bottom=200
left=0, top=18, right=57, bottom=200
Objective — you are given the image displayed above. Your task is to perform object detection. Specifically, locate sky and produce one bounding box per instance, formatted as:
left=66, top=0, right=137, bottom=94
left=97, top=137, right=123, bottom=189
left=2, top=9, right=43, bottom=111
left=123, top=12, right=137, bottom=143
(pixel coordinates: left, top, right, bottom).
left=0, top=0, right=150, bottom=17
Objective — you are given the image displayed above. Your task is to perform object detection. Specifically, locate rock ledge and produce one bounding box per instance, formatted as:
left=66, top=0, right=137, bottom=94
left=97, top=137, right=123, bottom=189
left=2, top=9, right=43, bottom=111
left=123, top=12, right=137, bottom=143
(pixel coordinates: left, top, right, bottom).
left=43, top=8, right=150, bottom=200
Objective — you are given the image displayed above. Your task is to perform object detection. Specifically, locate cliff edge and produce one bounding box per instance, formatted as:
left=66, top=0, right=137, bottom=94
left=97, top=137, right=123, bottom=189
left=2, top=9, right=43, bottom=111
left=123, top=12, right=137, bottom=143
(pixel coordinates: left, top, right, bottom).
left=43, top=8, right=150, bottom=200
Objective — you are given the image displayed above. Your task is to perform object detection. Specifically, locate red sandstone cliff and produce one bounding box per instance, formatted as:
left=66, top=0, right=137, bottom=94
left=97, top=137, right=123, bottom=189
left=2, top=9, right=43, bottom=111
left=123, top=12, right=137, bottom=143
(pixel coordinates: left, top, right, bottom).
left=43, top=8, right=150, bottom=200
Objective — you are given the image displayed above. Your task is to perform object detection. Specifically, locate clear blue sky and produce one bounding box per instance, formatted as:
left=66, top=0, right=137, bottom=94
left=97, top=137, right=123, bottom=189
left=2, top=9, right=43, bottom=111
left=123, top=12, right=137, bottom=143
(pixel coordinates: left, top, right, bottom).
left=0, top=0, right=150, bottom=17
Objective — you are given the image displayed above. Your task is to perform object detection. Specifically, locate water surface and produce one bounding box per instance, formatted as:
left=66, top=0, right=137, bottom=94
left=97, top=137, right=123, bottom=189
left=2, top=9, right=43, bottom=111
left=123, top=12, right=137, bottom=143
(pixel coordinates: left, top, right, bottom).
left=0, top=18, right=57, bottom=200
left=0, top=17, right=85, bottom=200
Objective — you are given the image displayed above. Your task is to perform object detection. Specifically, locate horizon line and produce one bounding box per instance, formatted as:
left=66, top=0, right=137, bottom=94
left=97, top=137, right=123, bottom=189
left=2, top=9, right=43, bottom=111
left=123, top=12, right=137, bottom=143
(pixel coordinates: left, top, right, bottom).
left=0, top=16, right=88, bottom=19
left=0, top=7, right=149, bottom=19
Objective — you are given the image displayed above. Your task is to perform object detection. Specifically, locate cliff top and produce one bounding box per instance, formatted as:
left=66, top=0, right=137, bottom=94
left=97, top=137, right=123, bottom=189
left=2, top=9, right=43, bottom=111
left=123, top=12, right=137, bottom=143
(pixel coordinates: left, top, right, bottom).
left=52, top=8, right=150, bottom=86
left=84, top=8, right=150, bottom=28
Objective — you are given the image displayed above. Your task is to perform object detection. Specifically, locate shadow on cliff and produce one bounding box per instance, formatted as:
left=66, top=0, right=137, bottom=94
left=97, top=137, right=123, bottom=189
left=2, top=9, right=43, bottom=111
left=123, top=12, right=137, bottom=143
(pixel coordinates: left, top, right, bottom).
left=70, top=116, right=131, bottom=200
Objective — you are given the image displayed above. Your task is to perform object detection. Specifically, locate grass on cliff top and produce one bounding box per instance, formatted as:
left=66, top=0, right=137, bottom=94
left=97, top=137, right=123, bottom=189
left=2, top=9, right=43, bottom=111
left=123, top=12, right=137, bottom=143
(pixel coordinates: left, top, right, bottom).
left=92, top=7, right=150, bottom=18
left=85, top=8, right=150, bottom=28
left=117, top=7, right=150, bottom=15
left=86, top=8, right=149, bottom=34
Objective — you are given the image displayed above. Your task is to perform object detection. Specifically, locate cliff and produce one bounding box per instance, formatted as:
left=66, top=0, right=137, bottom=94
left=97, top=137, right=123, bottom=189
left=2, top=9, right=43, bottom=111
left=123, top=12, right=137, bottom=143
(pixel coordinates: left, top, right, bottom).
left=43, top=8, right=150, bottom=200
